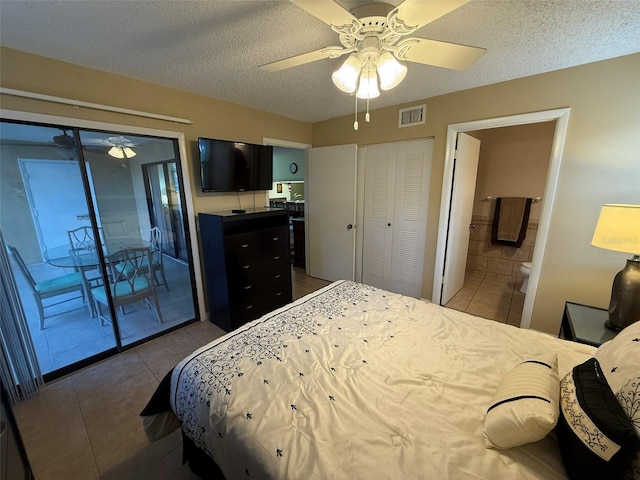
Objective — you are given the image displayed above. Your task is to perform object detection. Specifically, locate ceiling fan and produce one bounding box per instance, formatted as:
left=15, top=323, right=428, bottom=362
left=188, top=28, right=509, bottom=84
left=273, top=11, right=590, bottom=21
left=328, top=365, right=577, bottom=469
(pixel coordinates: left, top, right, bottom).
left=260, top=0, right=486, bottom=127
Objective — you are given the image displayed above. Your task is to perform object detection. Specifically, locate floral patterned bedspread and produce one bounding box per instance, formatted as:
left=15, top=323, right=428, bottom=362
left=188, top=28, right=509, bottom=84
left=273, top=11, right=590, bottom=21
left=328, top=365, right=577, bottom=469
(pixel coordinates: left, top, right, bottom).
left=170, top=280, right=595, bottom=479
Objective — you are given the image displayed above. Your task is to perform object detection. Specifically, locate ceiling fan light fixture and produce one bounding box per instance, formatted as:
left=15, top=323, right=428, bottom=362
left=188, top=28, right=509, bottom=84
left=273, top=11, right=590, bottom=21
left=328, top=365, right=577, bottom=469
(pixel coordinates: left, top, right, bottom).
left=356, top=68, right=380, bottom=99
left=332, top=54, right=362, bottom=93
left=123, top=147, right=136, bottom=158
left=376, top=52, right=407, bottom=90
left=108, top=146, right=124, bottom=159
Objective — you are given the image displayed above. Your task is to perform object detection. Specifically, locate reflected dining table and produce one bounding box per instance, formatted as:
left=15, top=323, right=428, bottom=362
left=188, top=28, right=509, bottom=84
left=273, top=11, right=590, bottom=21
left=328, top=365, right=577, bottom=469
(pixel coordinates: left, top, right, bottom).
left=43, top=238, right=152, bottom=317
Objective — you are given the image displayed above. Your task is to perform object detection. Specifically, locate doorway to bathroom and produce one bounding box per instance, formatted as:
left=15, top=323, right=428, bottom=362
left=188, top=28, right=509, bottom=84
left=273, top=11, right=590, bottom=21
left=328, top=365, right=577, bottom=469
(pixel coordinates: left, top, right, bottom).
left=433, top=108, right=571, bottom=329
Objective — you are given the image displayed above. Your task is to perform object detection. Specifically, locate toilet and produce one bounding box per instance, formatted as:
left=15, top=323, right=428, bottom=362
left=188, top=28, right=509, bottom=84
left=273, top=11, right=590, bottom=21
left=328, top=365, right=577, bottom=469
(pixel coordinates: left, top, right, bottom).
left=519, top=262, right=532, bottom=293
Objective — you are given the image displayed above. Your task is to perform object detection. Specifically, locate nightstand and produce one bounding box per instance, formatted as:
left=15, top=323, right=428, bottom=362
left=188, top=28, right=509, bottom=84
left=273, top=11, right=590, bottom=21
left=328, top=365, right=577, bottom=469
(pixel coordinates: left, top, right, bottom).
left=560, top=301, right=618, bottom=347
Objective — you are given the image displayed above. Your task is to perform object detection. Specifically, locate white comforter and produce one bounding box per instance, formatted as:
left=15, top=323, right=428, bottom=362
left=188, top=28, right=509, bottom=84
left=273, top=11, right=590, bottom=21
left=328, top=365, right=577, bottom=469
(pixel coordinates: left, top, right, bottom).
left=171, top=280, right=596, bottom=479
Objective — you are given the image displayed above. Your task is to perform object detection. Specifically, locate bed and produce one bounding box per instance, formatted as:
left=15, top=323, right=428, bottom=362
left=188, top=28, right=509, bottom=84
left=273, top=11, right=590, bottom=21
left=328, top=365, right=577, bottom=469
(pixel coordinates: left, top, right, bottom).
left=142, top=280, right=640, bottom=479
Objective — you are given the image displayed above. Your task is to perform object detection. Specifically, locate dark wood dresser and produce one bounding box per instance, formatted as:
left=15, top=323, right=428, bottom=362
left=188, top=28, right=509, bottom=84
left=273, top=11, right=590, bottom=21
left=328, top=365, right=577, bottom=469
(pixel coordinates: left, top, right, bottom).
left=198, top=208, right=292, bottom=331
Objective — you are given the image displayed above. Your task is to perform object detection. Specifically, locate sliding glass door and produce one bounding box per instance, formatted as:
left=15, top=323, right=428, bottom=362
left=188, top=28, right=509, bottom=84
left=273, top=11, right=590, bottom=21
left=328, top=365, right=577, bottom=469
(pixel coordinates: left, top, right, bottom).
left=0, top=120, right=199, bottom=379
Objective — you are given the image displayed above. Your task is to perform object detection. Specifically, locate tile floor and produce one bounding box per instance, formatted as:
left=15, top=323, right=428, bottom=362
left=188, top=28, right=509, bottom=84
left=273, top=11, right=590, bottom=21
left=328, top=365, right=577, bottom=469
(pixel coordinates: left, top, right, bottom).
left=444, top=271, right=525, bottom=326
left=13, top=267, right=330, bottom=480
left=11, top=256, right=196, bottom=375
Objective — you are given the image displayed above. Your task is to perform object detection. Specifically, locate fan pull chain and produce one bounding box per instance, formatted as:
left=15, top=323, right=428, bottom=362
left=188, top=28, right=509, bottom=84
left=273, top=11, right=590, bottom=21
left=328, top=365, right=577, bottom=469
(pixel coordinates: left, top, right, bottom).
left=366, top=98, right=370, bottom=123
left=353, top=95, right=359, bottom=131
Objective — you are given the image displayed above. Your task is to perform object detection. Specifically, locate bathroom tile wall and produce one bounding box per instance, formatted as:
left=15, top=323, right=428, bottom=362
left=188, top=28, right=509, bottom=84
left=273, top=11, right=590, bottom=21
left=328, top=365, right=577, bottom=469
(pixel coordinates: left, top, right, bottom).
left=466, top=215, right=537, bottom=285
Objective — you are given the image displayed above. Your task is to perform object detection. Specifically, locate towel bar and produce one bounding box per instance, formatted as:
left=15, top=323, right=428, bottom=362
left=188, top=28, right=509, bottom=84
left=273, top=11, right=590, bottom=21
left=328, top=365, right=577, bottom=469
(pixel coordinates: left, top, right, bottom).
left=485, top=196, right=542, bottom=203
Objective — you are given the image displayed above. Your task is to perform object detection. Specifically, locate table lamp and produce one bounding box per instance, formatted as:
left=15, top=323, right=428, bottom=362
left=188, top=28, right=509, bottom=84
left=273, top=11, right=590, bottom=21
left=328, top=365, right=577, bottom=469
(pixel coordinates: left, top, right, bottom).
left=591, top=204, right=640, bottom=331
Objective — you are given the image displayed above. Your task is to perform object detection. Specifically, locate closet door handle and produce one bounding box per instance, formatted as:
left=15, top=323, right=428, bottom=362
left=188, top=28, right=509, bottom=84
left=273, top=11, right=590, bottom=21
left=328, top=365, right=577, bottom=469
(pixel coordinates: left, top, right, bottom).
left=347, top=224, right=353, bottom=230
left=387, top=223, right=391, bottom=227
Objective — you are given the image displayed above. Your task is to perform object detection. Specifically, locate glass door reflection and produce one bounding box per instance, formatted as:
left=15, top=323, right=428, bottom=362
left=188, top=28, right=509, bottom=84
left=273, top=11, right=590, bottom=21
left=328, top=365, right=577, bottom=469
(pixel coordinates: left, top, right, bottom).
left=0, top=120, right=199, bottom=379
left=78, top=130, right=196, bottom=347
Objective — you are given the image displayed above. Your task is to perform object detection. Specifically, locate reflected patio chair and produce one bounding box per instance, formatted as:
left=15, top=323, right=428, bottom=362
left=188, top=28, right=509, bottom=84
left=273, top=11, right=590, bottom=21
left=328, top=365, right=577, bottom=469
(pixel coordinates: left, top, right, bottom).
left=92, top=247, right=163, bottom=326
left=67, top=225, right=104, bottom=285
left=113, top=227, right=169, bottom=291
left=148, top=227, right=169, bottom=291
left=7, top=245, right=86, bottom=330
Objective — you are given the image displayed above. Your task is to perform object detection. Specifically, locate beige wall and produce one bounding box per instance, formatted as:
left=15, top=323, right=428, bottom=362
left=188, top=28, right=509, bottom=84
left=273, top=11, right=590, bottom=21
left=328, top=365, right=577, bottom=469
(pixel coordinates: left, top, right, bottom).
left=314, top=53, right=640, bottom=334
left=2, top=46, right=639, bottom=334
left=0, top=47, right=313, bottom=216
left=470, top=122, right=554, bottom=221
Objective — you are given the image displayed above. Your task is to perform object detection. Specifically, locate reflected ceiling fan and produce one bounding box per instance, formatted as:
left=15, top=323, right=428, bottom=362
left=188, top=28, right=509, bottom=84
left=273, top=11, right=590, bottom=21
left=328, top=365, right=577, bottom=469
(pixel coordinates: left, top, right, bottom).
left=260, top=0, right=486, bottom=128
left=52, top=131, right=139, bottom=165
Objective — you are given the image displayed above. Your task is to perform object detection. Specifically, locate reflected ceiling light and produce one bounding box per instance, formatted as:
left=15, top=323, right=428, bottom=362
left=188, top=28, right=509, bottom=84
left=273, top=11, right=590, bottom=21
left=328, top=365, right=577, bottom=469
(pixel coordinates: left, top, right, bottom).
left=107, top=145, right=136, bottom=159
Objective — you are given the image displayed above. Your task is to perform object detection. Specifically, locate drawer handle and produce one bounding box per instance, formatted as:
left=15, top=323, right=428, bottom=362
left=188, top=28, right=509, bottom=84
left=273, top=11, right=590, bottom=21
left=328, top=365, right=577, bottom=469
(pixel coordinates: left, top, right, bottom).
left=244, top=285, right=252, bottom=290
left=274, top=274, right=281, bottom=279
left=242, top=265, right=250, bottom=269
left=273, top=237, right=279, bottom=241
left=275, top=292, right=282, bottom=296
left=240, top=244, right=249, bottom=248
left=246, top=305, right=254, bottom=310
left=274, top=256, right=280, bottom=260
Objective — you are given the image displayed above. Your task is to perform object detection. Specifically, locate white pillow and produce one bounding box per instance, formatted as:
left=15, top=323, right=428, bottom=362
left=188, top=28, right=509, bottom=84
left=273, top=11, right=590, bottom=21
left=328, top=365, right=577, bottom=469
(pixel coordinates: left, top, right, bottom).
left=483, top=353, right=559, bottom=449
left=595, top=321, right=640, bottom=394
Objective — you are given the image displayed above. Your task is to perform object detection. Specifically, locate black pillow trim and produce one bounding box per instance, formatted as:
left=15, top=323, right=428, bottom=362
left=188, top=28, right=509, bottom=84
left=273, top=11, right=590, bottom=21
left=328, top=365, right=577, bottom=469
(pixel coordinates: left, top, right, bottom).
left=487, top=395, right=551, bottom=413
left=556, top=358, right=640, bottom=480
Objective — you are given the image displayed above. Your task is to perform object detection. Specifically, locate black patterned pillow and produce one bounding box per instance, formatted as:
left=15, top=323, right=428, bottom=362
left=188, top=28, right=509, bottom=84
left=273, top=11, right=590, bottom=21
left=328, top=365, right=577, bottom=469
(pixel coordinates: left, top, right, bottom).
left=617, top=374, right=640, bottom=480
left=556, top=358, right=639, bottom=480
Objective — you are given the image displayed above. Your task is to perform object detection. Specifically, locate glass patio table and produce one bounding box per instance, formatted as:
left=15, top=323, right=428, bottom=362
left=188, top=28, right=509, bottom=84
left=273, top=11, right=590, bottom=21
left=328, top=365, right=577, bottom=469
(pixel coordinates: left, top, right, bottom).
left=43, top=238, right=152, bottom=317
left=43, top=238, right=151, bottom=268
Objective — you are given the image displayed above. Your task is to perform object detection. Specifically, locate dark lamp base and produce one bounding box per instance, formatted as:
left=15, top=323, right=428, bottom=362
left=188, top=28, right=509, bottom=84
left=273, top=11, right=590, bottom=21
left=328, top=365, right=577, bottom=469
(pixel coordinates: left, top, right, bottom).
left=606, top=257, right=640, bottom=332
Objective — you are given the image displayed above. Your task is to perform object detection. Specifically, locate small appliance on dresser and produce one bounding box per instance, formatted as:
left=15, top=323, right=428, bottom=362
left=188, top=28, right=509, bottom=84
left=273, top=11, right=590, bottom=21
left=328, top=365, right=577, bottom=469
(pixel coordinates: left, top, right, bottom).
left=198, top=208, right=292, bottom=331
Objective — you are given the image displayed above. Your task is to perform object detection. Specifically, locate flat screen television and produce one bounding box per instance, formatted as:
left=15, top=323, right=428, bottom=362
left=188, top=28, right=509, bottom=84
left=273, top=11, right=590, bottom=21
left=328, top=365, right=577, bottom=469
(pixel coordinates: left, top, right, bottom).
left=199, top=137, right=273, bottom=192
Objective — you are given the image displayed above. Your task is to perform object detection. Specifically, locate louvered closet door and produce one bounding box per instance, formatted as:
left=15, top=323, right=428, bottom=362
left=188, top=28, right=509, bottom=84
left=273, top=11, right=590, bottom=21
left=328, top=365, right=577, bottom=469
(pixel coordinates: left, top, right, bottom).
left=362, top=139, right=432, bottom=298
left=362, top=144, right=396, bottom=289
left=389, top=140, right=432, bottom=297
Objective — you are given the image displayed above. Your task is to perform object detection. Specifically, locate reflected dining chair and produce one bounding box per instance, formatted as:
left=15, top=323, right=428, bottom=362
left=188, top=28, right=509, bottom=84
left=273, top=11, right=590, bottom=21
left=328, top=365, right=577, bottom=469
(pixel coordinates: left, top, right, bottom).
left=148, top=227, right=169, bottom=291
left=112, top=227, right=169, bottom=291
left=7, top=245, right=87, bottom=330
left=67, top=225, right=104, bottom=286
left=91, top=247, right=163, bottom=326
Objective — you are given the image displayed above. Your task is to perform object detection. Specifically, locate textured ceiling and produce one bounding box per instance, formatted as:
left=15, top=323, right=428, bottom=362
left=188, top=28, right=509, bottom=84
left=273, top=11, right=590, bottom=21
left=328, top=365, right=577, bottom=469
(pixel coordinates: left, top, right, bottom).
left=0, top=0, right=639, bottom=123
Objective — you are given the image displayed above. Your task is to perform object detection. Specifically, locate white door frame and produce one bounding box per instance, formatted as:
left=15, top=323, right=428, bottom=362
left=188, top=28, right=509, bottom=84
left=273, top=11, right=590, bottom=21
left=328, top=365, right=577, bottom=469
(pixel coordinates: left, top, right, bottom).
left=432, top=108, right=571, bottom=329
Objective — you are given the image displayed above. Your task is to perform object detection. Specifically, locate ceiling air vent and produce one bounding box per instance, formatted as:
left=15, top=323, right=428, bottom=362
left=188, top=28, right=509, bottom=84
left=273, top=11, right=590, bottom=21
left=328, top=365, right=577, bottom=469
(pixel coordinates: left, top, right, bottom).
left=398, top=105, right=426, bottom=128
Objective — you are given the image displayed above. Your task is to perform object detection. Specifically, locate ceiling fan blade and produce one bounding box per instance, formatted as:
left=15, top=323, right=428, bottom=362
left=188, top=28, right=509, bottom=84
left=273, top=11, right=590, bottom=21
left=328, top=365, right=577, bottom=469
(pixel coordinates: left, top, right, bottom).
left=260, top=47, right=345, bottom=72
left=290, top=0, right=357, bottom=27
left=391, top=0, right=470, bottom=31
left=401, top=38, right=486, bottom=70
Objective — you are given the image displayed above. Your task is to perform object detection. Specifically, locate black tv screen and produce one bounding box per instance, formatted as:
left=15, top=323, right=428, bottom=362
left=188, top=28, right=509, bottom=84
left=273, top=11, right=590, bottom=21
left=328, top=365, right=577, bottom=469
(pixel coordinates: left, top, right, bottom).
left=199, top=138, right=273, bottom=192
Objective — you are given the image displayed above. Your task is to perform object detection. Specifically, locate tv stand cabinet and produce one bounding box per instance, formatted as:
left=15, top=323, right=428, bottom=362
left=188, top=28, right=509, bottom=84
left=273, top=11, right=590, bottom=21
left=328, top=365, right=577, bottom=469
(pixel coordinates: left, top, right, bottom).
left=199, top=208, right=292, bottom=331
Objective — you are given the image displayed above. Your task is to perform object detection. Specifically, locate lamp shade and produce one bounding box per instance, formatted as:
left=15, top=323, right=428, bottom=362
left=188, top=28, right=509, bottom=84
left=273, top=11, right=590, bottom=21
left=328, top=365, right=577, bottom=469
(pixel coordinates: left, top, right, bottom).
left=376, top=52, right=407, bottom=91
left=591, top=204, right=640, bottom=254
left=356, top=68, right=380, bottom=99
left=332, top=55, right=362, bottom=94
